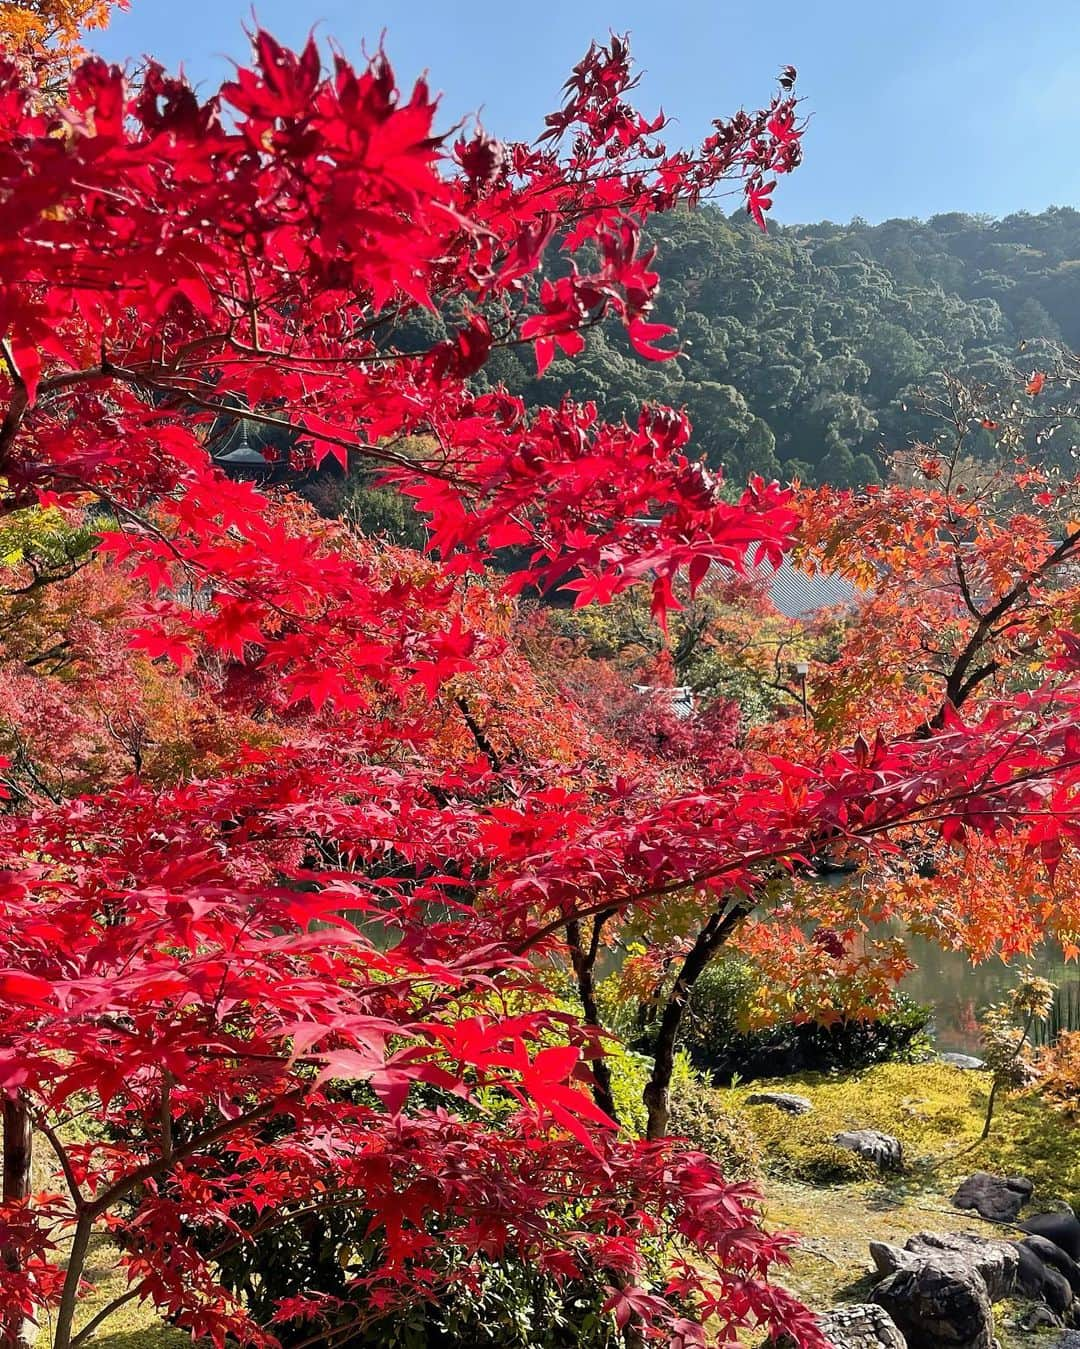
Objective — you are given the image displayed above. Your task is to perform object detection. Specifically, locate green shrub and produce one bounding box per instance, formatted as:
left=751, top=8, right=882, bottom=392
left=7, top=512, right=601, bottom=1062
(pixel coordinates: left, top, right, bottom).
left=667, top=1062, right=761, bottom=1179
left=680, top=955, right=762, bottom=1051
left=652, top=956, right=934, bottom=1082
left=211, top=1209, right=618, bottom=1348
left=605, top=1040, right=652, bottom=1138
left=604, top=1040, right=760, bottom=1178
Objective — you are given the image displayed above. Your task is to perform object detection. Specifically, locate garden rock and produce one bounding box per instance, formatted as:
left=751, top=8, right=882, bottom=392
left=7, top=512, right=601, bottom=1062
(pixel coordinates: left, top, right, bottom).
left=1022, top=1303, right=1066, bottom=1332
left=745, top=1091, right=813, bottom=1115
left=1015, top=1239, right=1052, bottom=1296
left=817, top=1303, right=908, bottom=1349
left=1052, top=1332, right=1080, bottom=1347
left=939, top=1053, right=986, bottom=1070
left=951, top=1171, right=1033, bottom=1222
left=1020, top=1211, right=1080, bottom=1261
left=1030, top=1257, right=1067, bottom=1311
left=870, top=1233, right=1016, bottom=1303
left=870, top=1242, right=915, bottom=1278
left=903, top=1232, right=1017, bottom=1302
left=834, top=1129, right=902, bottom=1171
left=872, top=1255, right=994, bottom=1349
left=1022, top=1234, right=1080, bottom=1295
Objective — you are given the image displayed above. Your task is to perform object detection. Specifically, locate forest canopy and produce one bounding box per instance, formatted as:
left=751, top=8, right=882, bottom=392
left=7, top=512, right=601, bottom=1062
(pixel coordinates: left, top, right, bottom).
left=472, top=206, right=1080, bottom=487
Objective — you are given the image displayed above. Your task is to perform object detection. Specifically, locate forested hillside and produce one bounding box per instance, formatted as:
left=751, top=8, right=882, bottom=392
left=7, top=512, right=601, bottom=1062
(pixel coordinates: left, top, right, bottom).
left=476, top=206, right=1080, bottom=487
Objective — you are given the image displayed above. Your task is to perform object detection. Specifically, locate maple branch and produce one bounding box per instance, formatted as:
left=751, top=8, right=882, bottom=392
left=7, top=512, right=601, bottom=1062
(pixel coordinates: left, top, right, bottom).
left=643, top=895, right=754, bottom=1139
left=0, top=361, right=113, bottom=475
left=953, top=549, right=985, bottom=623
left=159, top=1071, right=173, bottom=1163
left=32, top=1113, right=86, bottom=1212
left=53, top=1087, right=308, bottom=1346
left=932, top=526, right=1080, bottom=725
left=87, top=1088, right=304, bottom=1218
left=0, top=340, right=27, bottom=468
left=455, top=696, right=503, bottom=773
left=516, top=741, right=1080, bottom=954
left=105, top=362, right=464, bottom=483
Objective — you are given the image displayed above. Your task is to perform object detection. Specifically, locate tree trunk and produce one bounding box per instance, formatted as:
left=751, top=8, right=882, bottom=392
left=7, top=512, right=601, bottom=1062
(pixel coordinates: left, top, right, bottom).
left=643, top=900, right=752, bottom=1141
left=566, top=916, right=617, bottom=1122
left=979, top=1078, right=999, bottom=1144
left=52, top=1211, right=93, bottom=1349
left=1, top=1094, right=37, bottom=1349
left=3, top=1096, right=31, bottom=1206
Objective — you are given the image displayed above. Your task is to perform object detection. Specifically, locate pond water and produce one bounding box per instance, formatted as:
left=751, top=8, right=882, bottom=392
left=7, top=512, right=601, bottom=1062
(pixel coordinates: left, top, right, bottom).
left=894, top=929, right=1080, bottom=1055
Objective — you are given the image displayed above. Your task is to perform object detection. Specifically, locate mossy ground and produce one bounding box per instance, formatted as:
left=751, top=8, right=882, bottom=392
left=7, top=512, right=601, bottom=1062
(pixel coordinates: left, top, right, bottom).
left=719, top=1062, right=1080, bottom=1347
left=35, top=1236, right=187, bottom=1349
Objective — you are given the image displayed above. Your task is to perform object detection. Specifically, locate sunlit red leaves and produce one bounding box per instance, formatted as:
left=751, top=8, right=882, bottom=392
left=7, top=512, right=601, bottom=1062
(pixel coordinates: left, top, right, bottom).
left=7, top=20, right=1078, bottom=1349
left=746, top=179, right=776, bottom=229
left=0, top=970, right=54, bottom=1006
left=0, top=29, right=821, bottom=1344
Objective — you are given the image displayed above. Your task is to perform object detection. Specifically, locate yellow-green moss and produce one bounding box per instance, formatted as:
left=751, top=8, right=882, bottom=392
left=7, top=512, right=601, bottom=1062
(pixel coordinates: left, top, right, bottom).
left=725, top=1061, right=1080, bottom=1202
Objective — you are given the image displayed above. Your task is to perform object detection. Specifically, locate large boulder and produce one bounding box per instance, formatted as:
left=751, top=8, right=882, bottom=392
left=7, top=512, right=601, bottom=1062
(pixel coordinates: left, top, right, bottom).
left=951, top=1171, right=1033, bottom=1222
left=872, top=1255, right=994, bottom=1349
left=1041, top=1265, right=1075, bottom=1317
left=817, top=1304, right=907, bottom=1349
left=1015, top=1238, right=1049, bottom=1296
left=745, top=1091, right=813, bottom=1115
left=870, top=1242, right=914, bottom=1278
left=1014, top=1239, right=1074, bottom=1314
left=1020, top=1210, right=1080, bottom=1261
left=904, top=1232, right=1017, bottom=1302
left=869, top=1233, right=1016, bottom=1303
left=834, top=1129, right=902, bottom=1171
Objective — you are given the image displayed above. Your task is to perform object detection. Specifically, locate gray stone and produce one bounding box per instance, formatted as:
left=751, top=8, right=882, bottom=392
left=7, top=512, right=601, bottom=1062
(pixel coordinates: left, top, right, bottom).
left=745, top=1091, right=813, bottom=1115
left=951, top=1171, right=1033, bottom=1223
left=1014, top=1238, right=1074, bottom=1313
left=834, top=1129, right=903, bottom=1171
left=1022, top=1303, right=1066, bottom=1332
left=1052, top=1332, right=1080, bottom=1347
left=939, top=1053, right=987, bottom=1070
left=1043, top=1265, right=1076, bottom=1315
left=1023, top=1234, right=1080, bottom=1295
left=1021, top=1211, right=1080, bottom=1260
left=817, top=1304, right=908, bottom=1349
left=1016, top=1239, right=1054, bottom=1297
left=870, top=1242, right=916, bottom=1278
left=872, top=1254, right=994, bottom=1349
left=903, top=1232, right=1018, bottom=1302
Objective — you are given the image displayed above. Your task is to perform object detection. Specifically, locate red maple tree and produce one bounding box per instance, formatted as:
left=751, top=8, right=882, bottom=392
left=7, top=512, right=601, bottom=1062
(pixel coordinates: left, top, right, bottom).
left=2, top=26, right=1080, bottom=1349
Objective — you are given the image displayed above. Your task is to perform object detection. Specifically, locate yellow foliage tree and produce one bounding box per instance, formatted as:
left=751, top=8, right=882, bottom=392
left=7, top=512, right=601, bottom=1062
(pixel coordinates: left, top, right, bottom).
left=0, top=0, right=125, bottom=58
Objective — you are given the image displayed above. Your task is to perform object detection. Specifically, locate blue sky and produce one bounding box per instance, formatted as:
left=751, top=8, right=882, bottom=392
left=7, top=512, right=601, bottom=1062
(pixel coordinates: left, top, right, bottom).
left=93, top=1, right=1080, bottom=225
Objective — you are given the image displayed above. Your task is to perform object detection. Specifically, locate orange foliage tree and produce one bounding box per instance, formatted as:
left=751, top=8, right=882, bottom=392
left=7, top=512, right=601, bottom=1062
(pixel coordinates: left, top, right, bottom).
left=0, top=0, right=125, bottom=58
left=777, top=365, right=1080, bottom=989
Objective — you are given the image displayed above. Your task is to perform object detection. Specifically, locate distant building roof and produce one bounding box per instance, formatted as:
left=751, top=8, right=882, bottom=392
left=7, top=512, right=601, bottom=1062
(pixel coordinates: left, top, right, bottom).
left=632, top=685, right=695, bottom=718
left=215, top=442, right=269, bottom=467
left=712, top=549, right=864, bottom=618
left=631, top=517, right=865, bottom=618
left=755, top=554, right=862, bottom=618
